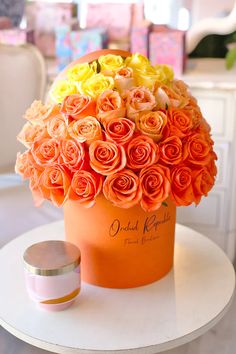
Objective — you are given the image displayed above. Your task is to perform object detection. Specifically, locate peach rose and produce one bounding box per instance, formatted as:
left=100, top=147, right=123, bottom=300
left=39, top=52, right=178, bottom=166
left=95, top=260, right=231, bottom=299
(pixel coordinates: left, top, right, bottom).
left=192, top=167, right=215, bottom=204
left=167, top=108, right=194, bottom=138
left=114, top=67, right=135, bottom=92
left=39, top=165, right=71, bottom=207
left=61, top=94, right=96, bottom=120
left=31, top=138, right=60, bottom=167
left=170, top=166, right=195, bottom=206
left=96, top=90, right=126, bottom=124
left=159, top=136, right=183, bottom=165
left=24, top=100, right=60, bottom=125
left=103, top=169, right=142, bottom=208
left=60, top=139, right=85, bottom=172
left=126, top=135, right=159, bottom=170
left=183, top=133, right=212, bottom=166
left=28, top=166, right=44, bottom=207
left=17, top=122, right=49, bottom=148
left=136, top=111, right=167, bottom=142
left=15, top=151, right=37, bottom=179
left=89, top=140, right=126, bottom=175
left=140, top=164, right=171, bottom=212
left=171, top=80, right=190, bottom=100
left=124, top=86, right=156, bottom=120
left=116, top=67, right=133, bottom=79
left=47, top=114, right=68, bottom=139
left=104, top=117, right=135, bottom=146
left=69, top=170, right=103, bottom=207
left=68, top=116, right=102, bottom=145
left=154, top=82, right=189, bottom=110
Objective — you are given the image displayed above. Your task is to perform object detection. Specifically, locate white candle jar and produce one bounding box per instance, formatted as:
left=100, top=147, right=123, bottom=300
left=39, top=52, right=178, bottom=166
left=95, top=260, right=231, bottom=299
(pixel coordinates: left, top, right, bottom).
left=23, top=240, right=81, bottom=311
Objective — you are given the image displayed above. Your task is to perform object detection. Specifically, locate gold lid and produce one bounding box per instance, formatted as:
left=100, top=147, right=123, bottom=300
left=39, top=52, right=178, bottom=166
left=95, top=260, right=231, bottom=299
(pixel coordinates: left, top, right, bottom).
left=23, top=240, right=81, bottom=276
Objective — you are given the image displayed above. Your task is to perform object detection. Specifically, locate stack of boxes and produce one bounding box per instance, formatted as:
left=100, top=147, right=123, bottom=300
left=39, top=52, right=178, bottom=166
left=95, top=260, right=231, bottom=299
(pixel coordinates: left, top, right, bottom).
left=131, top=23, right=186, bottom=75
left=0, top=1, right=186, bottom=75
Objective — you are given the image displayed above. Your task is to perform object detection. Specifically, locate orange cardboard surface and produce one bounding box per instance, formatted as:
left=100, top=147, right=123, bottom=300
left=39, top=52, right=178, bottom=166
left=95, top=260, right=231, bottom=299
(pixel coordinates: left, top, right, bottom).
left=64, top=196, right=176, bottom=288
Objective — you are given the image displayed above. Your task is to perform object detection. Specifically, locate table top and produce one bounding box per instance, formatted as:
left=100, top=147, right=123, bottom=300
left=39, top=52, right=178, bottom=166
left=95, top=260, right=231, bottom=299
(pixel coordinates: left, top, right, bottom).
left=0, top=221, right=235, bottom=354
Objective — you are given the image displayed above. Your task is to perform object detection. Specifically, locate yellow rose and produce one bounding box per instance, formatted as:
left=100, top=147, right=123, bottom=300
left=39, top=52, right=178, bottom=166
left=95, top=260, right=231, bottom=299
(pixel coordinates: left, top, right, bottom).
left=98, top=54, right=124, bottom=74
left=50, top=80, right=78, bottom=103
left=134, top=65, right=160, bottom=90
left=67, top=62, right=97, bottom=82
left=154, top=64, right=174, bottom=83
left=125, top=53, right=150, bottom=71
left=80, top=74, right=114, bottom=98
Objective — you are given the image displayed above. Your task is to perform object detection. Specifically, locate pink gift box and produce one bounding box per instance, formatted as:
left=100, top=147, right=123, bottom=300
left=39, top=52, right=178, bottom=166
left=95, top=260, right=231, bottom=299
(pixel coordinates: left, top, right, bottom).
left=0, top=29, right=34, bottom=45
left=25, top=1, right=77, bottom=57
left=85, top=3, right=133, bottom=41
left=71, top=29, right=107, bottom=61
left=130, top=21, right=151, bottom=57
left=149, top=28, right=186, bottom=76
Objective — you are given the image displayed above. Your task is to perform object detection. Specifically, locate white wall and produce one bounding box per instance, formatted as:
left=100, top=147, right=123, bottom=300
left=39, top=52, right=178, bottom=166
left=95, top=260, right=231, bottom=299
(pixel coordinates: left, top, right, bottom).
left=191, top=0, right=235, bottom=25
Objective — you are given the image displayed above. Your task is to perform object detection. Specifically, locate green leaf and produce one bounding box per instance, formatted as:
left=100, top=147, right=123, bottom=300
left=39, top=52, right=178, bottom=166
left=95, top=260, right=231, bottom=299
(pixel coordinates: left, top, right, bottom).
left=162, top=201, right=168, bottom=207
left=225, top=46, right=236, bottom=70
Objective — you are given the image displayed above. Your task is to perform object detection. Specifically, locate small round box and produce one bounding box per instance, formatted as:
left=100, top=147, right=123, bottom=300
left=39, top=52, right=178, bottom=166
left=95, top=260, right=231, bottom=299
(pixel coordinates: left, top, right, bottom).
left=23, top=240, right=81, bottom=311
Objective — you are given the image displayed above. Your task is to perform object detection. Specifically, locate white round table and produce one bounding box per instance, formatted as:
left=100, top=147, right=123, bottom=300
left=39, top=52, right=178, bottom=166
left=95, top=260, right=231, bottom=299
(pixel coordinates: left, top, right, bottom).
left=0, top=222, right=235, bottom=354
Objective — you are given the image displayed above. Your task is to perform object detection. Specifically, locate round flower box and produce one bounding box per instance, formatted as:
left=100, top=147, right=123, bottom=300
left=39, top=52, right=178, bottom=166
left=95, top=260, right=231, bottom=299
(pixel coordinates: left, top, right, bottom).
left=16, top=49, right=217, bottom=289
left=64, top=196, right=176, bottom=288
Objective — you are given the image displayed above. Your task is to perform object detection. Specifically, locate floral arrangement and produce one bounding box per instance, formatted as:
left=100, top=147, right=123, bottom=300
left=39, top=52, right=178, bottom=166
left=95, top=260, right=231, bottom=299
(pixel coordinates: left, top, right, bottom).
left=15, top=52, right=217, bottom=212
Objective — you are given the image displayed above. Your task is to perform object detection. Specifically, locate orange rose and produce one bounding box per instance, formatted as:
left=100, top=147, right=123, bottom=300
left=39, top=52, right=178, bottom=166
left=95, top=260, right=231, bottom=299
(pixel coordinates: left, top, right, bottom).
left=17, top=122, right=49, bottom=148
left=206, top=152, right=217, bottom=177
left=61, top=94, right=96, bottom=120
left=167, top=108, right=193, bottom=138
left=126, top=135, right=159, bottom=170
left=170, top=166, right=194, bottom=206
left=192, top=167, right=215, bottom=204
left=60, top=139, right=85, bottom=172
left=31, top=138, right=60, bottom=167
left=89, top=140, right=126, bottom=175
left=39, top=165, right=71, bottom=207
left=183, top=133, right=212, bottom=166
left=124, top=86, right=156, bottom=120
left=47, top=114, right=68, bottom=139
left=69, top=170, right=103, bottom=207
left=140, top=164, right=171, bottom=212
left=136, top=111, right=167, bottom=142
left=159, top=136, right=183, bottom=165
left=104, top=117, right=135, bottom=146
left=96, top=90, right=126, bottom=124
left=195, top=117, right=212, bottom=136
left=68, top=116, right=102, bottom=145
left=184, top=101, right=203, bottom=129
left=24, top=100, right=60, bottom=125
left=114, top=67, right=135, bottom=92
left=103, top=169, right=142, bottom=208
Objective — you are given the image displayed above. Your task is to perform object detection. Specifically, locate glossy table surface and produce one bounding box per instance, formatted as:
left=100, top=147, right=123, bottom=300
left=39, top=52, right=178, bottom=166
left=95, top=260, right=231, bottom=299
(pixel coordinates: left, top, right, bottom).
left=0, top=221, right=235, bottom=354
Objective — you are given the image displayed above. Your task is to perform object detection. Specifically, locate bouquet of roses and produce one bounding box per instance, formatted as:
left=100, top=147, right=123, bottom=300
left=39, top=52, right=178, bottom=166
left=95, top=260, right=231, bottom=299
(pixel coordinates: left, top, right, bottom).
left=15, top=52, right=217, bottom=212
